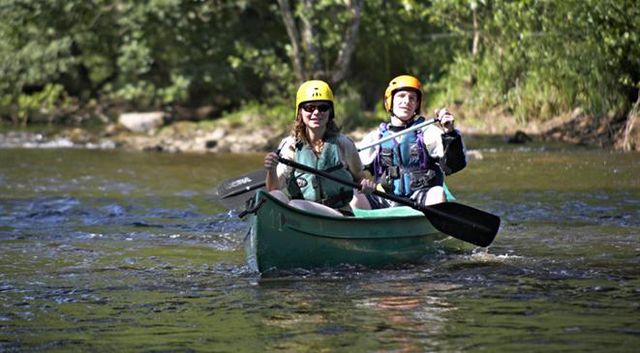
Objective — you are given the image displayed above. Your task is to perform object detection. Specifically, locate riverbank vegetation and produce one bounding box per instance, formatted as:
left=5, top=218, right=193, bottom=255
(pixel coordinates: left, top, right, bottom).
left=1, top=0, right=639, bottom=150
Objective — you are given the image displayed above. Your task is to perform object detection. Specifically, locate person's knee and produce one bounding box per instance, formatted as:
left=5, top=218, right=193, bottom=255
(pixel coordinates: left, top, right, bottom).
left=288, top=199, right=307, bottom=209
left=269, top=190, right=290, bottom=203
left=424, top=186, right=446, bottom=205
left=289, top=200, right=343, bottom=217
left=350, top=192, right=371, bottom=210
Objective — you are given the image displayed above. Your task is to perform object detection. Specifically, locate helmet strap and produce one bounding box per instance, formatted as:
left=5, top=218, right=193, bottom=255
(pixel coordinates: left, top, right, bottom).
left=390, top=111, right=418, bottom=127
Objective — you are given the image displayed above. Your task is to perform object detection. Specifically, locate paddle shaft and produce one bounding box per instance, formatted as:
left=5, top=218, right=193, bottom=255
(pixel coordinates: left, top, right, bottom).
left=277, top=155, right=445, bottom=208
left=356, top=117, right=438, bottom=151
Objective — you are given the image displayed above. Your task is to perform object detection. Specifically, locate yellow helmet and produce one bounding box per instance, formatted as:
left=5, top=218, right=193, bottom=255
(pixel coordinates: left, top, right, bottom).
left=383, top=75, right=422, bottom=114
left=295, top=80, right=334, bottom=117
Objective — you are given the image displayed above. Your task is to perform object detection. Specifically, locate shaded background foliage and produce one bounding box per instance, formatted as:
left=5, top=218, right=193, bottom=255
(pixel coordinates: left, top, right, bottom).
left=1, top=0, right=638, bottom=137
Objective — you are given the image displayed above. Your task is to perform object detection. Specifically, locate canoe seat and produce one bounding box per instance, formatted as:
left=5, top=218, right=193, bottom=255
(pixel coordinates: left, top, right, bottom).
left=352, top=206, right=423, bottom=218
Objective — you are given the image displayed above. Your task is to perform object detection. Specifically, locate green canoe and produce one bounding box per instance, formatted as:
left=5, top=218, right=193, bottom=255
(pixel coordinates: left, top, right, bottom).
left=243, top=190, right=469, bottom=273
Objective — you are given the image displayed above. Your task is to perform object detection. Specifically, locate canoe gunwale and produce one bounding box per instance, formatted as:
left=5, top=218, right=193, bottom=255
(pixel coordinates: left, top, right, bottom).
left=242, top=190, right=427, bottom=222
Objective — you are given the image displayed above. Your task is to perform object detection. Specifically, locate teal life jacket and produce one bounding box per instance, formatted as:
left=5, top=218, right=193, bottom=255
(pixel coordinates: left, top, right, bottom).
left=286, top=136, right=354, bottom=208
left=372, top=117, right=443, bottom=197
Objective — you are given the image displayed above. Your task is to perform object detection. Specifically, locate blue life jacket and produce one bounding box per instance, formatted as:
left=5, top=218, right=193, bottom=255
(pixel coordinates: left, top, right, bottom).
left=286, top=136, right=354, bottom=208
left=372, top=117, right=443, bottom=197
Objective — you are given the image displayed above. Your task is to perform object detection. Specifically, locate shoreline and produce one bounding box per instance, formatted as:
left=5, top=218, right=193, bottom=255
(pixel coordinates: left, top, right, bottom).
left=0, top=108, right=634, bottom=152
left=0, top=124, right=531, bottom=153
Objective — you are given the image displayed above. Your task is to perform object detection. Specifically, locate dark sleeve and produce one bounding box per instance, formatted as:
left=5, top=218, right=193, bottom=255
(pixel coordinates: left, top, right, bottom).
left=440, top=130, right=466, bottom=175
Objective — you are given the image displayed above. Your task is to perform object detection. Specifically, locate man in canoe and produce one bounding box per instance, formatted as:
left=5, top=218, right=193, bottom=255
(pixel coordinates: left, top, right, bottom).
left=351, top=74, right=467, bottom=209
left=264, top=80, right=376, bottom=216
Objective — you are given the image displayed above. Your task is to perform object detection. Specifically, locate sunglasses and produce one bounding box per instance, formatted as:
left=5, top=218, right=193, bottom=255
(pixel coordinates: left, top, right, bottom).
left=301, top=103, right=331, bottom=113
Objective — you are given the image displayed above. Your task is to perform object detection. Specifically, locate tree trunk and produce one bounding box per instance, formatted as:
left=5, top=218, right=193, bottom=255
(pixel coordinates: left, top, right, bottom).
left=300, top=0, right=323, bottom=78
left=330, top=0, right=363, bottom=85
left=277, top=0, right=305, bottom=82
left=277, top=0, right=363, bottom=86
left=470, top=2, right=480, bottom=87
left=619, top=94, right=640, bottom=151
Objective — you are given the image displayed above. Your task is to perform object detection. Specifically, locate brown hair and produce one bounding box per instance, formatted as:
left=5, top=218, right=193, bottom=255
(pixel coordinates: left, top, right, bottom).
left=290, top=107, right=341, bottom=144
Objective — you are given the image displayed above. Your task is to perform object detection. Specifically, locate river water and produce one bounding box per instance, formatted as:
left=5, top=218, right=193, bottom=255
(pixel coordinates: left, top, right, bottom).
left=0, top=138, right=638, bottom=352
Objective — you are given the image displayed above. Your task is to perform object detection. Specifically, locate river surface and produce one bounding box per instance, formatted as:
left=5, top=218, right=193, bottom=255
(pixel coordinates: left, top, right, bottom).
left=1, top=137, right=638, bottom=352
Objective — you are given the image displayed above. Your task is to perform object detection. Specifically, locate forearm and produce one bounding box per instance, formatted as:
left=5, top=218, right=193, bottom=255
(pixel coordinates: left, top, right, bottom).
left=264, top=150, right=285, bottom=191
left=265, top=169, right=280, bottom=191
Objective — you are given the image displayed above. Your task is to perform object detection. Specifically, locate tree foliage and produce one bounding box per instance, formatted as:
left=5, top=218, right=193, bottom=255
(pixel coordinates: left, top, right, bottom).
left=430, top=0, right=640, bottom=121
left=0, top=0, right=638, bottom=126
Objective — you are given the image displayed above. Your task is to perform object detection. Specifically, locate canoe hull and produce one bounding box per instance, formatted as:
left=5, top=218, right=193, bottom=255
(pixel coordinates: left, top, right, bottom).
left=245, top=190, right=465, bottom=273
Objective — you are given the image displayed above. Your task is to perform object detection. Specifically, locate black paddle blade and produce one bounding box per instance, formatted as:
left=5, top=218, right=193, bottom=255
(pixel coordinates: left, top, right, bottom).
left=421, top=202, right=501, bottom=247
left=216, top=169, right=266, bottom=210
left=277, top=155, right=502, bottom=247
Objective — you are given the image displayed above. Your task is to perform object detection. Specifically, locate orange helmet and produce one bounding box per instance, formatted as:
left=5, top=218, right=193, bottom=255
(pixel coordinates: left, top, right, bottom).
left=383, top=75, right=422, bottom=114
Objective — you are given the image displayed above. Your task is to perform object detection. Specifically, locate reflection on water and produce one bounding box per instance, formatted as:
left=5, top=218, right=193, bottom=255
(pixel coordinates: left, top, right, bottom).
left=0, top=146, right=639, bottom=352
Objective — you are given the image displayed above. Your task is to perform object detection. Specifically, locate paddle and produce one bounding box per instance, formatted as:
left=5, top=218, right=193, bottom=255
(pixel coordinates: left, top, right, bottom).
left=215, top=169, right=267, bottom=210
left=356, top=117, right=438, bottom=151
left=276, top=156, right=500, bottom=247
left=216, top=117, right=439, bottom=209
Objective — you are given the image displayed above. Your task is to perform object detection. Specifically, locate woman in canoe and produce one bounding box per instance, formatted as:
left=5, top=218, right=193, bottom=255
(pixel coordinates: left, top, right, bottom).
left=264, top=80, right=375, bottom=216
left=351, top=74, right=467, bottom=209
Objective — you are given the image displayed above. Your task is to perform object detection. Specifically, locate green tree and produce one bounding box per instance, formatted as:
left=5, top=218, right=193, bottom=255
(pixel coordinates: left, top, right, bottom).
left=429, top=0, right=640, bottom=122
left=276, top=0, right=363, bottom=86
left=3, top=0, right=638, bottom=143
left=0, top=0, right=287, bottom=122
